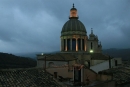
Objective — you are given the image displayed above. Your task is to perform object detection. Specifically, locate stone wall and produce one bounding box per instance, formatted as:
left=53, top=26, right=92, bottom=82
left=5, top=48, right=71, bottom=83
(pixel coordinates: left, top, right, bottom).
left=46, top=67, right=73, bottom=78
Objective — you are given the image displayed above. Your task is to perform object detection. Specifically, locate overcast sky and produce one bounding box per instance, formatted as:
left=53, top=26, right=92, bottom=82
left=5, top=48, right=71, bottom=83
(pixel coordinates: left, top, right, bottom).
left=0, top=0, right=130, bottom=54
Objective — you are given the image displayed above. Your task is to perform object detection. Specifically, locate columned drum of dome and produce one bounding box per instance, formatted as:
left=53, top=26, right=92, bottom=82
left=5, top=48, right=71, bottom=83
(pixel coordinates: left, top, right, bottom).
left=60, top=4, right=88, bottom=52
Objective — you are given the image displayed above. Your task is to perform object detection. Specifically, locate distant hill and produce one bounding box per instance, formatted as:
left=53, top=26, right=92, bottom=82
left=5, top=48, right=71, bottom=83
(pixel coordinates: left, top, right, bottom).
left=0, top=52, right=37, bottom=69
left=14, top=52, right=40, bottom=59
left=14, top=49, right=130, bottom=61
left=102, top=48, right=130, bottom=60
left=14, top=51, right=60, bottom=59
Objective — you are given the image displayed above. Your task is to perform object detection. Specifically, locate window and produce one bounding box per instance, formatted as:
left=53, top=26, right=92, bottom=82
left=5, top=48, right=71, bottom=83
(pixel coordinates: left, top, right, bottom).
left=115, top=60, right=117, bottom=66
left=78, top=39, right=81, bottom=50
left=67, top=39, right=70, bottom=50
left=72, top=39, right=76, bottom=51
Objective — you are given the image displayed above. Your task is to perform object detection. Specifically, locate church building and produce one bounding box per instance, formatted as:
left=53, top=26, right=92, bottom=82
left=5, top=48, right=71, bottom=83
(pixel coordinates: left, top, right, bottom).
left=37, top=4, right=122, bottom=85
left=60, top=4, right=102, bottom=53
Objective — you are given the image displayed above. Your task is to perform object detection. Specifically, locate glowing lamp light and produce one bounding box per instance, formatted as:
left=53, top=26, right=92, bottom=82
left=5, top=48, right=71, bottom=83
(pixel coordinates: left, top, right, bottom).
left=41, top=53, right=44, bottom=55
left=90, top=50, right=93, bottom=53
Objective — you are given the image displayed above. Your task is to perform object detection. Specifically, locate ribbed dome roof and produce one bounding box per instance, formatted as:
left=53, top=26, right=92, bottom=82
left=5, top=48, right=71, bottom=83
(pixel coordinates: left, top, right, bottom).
left=61, top=18, right=87, bottom=33
left=70, top=7, right=77, bottom=11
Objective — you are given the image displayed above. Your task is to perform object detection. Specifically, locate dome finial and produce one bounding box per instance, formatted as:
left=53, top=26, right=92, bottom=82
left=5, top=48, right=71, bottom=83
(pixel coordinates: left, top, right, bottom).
left=73, top=3, right=75, bottom=8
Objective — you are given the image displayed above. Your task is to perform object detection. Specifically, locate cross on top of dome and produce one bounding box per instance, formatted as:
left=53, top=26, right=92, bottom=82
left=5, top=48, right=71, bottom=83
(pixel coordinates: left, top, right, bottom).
left=73, top=3, right=75, bottom=8
left=70, top=3, right=77, bottom=11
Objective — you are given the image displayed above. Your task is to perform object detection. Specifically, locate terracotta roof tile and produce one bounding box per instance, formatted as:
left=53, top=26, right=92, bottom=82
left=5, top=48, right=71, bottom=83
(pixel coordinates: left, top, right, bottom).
left=90, top=53, right=110, bottom=60
left=0, top=68, right=61, bottom=86
left=98, top=67, right=130, bottom=85
left=37, top=53, right=77, bottom=61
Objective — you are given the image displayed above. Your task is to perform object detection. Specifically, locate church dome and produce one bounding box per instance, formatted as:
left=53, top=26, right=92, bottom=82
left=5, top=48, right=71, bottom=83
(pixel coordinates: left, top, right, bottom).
left=70, top=7, right=77, bottom=11
left=61, top=18, right=87, bottom=36
left=61, top=4, right=87, bottom=36
left=60, top=4, right=88, bottom=52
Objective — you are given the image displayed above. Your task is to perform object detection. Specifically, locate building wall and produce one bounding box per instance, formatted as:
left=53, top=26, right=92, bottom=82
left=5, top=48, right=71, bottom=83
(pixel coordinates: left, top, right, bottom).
left=87, top=41, right=100, bottom=53
left=111, top=58, right=122, bottom=68
left=83, top=68, right=97, bottom=82
left=90, top=58, right=122, bottom=73
left=47, top=67, right=98, bottom=84
left=75, top=54, right=103, bottom=67
left=82, top=55, right=91, bottom=60
left=69, top=60, right=76, bottom=66
left=91, top=60, right=106, bottom=66
left=37, top=60, right=67, bottom=68
left=87, top=41, right=95, bottom=53
left=47, top=67, right=73, bottom=78
left=77, top=54, right=91, bottom=65
left=97, top=74, right=112, bottom=81
left=115, top=58, right=122, bottom=65
left=37, top=60, right=44, bottom=68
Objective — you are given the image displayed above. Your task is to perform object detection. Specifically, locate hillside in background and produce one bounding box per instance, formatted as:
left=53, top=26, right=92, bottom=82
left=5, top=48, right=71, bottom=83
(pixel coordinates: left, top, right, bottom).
left=14, top=51, right=60, bottom=59
left=0, top=52, right=37, bottom=69
left=14, top=49, right=130, bottom=60
left=102, top=48, right=130, bottom=60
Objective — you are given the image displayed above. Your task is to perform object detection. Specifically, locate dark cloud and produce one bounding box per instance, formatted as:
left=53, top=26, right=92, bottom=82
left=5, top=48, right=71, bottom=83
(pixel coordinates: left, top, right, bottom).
left=0, top=0, right=130, bottom=53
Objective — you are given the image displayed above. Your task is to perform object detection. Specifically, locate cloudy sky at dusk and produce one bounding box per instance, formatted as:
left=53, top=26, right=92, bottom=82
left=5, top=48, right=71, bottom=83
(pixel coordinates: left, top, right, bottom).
left=0, top=0, right=130, bottom=54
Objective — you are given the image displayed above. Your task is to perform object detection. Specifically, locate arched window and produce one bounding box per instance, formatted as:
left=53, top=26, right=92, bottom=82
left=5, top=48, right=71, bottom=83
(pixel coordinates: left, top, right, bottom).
left=84, top=61, right=90, bottom=68
left=72, top=39, right=76, bottom=51
left=82, top=39, right=84, bottom=50
left=78, top=39, right=81, bottom=50
left=67, top=39, right=70, bottom=50
left=64, top=39, right=65, bottom=51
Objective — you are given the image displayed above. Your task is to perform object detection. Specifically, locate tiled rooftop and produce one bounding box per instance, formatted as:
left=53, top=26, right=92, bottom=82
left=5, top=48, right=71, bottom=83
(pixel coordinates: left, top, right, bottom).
left=0, top=68, right=62, bottom=87
left=91, top=53, right=110, bottom=60
left=98, top=67, right=130, bottom=85
left=37, top=53, right=77, bottom=61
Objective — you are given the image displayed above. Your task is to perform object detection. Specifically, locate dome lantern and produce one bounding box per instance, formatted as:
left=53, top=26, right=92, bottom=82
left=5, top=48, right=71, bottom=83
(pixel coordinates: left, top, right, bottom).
left=69, top=3, right=78, bottom=19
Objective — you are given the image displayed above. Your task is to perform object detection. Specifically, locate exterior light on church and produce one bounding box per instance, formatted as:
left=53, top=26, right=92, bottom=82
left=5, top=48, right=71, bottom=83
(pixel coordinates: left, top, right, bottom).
left=41, top=53, right=44, bottom=55
left=90, top=50, right=93, bottom=53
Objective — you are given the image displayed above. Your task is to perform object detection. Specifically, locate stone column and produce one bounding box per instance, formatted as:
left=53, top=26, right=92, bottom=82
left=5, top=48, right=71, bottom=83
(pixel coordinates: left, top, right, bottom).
left=65, top=39, right=67, bottom=51
left=81, top=39, right=82, bottom=51
left=70, top=39, right=72, bottom=51
left=60, top=39, right=63, bottom=51
left=76, top=38, right=78, bottom=51
left=62, top=39, right=64, bottom=51
left=85, top=38, right=87, bottom=51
